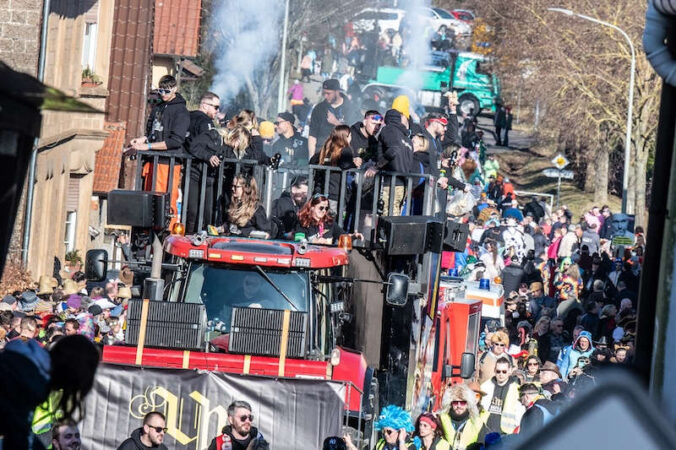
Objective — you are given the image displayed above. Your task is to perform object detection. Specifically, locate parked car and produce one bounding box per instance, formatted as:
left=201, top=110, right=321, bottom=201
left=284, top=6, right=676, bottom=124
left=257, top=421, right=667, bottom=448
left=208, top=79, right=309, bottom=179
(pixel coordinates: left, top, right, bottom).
left=427, top=7, right=473, bottom=36
left=351, top=8, right=406, bottom=34
left=451, top=9, right=476, bottom=23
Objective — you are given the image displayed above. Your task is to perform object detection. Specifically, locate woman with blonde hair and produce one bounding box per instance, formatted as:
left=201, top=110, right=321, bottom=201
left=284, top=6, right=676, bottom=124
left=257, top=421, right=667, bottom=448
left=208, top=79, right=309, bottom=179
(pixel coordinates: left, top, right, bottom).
left=223, top=174, right=275, bottom=238
left=477, top=330, right=513, bottom=384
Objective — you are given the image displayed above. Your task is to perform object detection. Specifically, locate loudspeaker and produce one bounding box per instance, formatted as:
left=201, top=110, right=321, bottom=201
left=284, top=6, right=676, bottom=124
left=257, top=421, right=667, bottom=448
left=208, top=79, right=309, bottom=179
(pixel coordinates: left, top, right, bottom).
left=126, top=300, right=207, bottom=350
left=378, top=216, right=444, bottom=255
left=107, top=190, right=169, bottom=229
left=443, top=221, right=470, bottom=252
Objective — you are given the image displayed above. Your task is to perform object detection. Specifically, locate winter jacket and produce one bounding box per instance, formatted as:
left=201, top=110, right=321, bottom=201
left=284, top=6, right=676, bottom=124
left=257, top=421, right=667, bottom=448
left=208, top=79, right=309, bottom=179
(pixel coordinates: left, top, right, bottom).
left=207, top=425, right=269, bottom=450
left=225, top=205, right=276, bottom=238
left=349, top=121, right=379, bottom=162
left=443, top=113, right=461, bottom=148
left=580, top=230, right=601, bottom=255
left=533, top=232, right=547, bottom=257
left=272, top=191, right=300, bottom=234
left=519, top=399, right=556, bottom=436
left=557, top=330, right=595, bottom=378
left=501, top=264, right=525, bottom=297
left=440, top=411, right=487, bottom=450
left=145, top=93, right=190, bottom=151
left=313, top=146, right=357, bottom=201
left=186, top=110, right=215, bottom=145
left=522, top=199, right=545, bottom=222
left=483, top=159, right=500, bottom=180
left=557, top=232, right=578, bottom=258
left=117, top=428, right=169, bottom=450
left=376, top=109, right=414, bottom=175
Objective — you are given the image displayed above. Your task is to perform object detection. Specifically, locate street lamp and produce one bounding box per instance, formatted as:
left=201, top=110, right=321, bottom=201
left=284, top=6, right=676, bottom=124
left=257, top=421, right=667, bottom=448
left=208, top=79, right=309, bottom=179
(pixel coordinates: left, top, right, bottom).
left=548, top=7, right=636, bottom=214
left=277, top=0, right=291, bottom=114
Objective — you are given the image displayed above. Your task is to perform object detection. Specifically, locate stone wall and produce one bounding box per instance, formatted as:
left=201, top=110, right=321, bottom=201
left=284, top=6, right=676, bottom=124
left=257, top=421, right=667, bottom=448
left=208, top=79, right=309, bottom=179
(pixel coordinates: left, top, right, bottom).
left=0, top=0, right=43, bottom=76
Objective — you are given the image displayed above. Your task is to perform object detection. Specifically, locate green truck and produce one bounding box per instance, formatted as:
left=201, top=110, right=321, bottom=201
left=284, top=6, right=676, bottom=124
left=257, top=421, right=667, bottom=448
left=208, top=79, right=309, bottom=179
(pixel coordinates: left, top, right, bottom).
left=362, top=50, right=501, bottom=116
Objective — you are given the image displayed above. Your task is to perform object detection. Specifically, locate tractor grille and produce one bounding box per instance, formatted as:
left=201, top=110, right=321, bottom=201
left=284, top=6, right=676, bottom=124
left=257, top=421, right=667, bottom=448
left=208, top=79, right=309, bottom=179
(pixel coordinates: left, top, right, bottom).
left=126, top=300, right=207, bottom=350
left=229, top=308, right=307, bottom=358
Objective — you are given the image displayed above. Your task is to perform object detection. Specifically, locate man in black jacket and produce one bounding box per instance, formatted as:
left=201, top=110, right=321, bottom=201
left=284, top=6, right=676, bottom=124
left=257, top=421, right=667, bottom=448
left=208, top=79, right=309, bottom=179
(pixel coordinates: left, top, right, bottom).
left=308, top=79, right=360, bottom=157
left=365, top=109, right=413, bottom=215
left=271, top=176, right=308, bottom=235
left=272, top=111, right=308, bottom=166
left=349, top=110, right=382, bottom=163
left=208, top=401, right=269, bottom=450
left=130, top=75, right=190, bottom=225
left=117, top=411, right=168, bottom=450
left=185, top=92, right=221, bottom=232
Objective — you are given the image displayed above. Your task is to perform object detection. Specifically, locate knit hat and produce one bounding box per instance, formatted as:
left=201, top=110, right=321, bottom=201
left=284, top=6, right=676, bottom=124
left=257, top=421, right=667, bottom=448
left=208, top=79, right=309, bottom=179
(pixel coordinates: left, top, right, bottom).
left=259, top=121, right=275, bottom=139
left=391, top=95, right=410, bottom=119
left=20, top=291, right=39, bottom=312
left=88, top=304, right=103, bottom=316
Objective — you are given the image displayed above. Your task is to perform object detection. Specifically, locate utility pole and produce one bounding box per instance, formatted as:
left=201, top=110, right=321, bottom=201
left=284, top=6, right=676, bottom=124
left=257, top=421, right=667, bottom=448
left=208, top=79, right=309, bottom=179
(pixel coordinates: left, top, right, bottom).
left=277, top=0, right=290, bottom=114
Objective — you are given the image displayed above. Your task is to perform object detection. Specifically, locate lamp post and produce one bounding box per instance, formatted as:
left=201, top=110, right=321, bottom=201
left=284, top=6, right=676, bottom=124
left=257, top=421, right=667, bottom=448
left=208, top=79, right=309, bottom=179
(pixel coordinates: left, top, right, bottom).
left=548, top=7, right=636, bottom=214
left=277, top=0, right=290, bottom=114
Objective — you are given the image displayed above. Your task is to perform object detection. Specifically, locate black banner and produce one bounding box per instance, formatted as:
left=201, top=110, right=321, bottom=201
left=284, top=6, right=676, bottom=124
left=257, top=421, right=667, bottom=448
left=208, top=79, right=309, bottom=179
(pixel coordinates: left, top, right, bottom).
left=80, top=363, right=345, bottom=450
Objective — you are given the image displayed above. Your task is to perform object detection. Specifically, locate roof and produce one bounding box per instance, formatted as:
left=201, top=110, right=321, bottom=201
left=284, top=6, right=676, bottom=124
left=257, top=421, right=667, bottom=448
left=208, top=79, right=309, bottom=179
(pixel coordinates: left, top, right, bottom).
left=154, top=0, right=202, bottom=57
left=93, top=122, right=126, bottom=194
left=165, top=236, right=349, bottom=269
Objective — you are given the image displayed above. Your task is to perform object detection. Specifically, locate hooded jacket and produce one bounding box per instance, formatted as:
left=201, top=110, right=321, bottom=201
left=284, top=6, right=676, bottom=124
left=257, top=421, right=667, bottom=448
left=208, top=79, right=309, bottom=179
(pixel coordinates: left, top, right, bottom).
left=376, top=109, right=414, bottom=174
left=556, top=330, right=595, bottom=378
left=117, top=428, right=169, bottom=450
left=145, top=93, right=190, bottom=151
left=349, top=121, right=379, bottom=162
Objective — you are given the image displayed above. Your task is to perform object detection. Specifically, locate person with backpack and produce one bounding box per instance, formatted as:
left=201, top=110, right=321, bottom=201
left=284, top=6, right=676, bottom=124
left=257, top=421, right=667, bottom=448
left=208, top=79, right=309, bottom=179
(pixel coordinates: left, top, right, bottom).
left=517, top=383, right=557, bottom=436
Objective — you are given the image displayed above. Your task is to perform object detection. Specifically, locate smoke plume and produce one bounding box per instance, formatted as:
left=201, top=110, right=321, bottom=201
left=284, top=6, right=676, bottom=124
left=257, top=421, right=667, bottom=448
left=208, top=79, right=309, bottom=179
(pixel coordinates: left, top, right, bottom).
left=209, top=0, right=283, bottom=106
left=397, top=0, right=433, bottom=92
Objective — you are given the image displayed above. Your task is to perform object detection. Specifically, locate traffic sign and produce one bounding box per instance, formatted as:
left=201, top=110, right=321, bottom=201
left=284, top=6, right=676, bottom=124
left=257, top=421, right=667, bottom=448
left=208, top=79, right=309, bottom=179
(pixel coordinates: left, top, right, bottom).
left=543, top=168, right=574, bottom=179
left=551, top=154, right=570, bottom=169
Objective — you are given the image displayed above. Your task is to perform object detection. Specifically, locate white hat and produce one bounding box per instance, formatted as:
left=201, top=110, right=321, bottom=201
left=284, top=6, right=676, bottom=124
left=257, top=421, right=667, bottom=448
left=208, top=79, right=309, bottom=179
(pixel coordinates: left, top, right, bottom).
left=93, top=298, right=117, bottom=310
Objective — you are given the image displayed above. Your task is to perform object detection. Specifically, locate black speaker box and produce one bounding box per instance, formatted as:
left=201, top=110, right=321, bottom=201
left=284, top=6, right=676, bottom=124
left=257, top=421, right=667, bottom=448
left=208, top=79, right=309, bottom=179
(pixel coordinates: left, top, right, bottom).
left=378, top=216, right=444, bottom=255
left=107, top=190, right=169, bottom=229
left=443, top=221, right=470, bottom=252
left=126, top=300, right=207, bottom=350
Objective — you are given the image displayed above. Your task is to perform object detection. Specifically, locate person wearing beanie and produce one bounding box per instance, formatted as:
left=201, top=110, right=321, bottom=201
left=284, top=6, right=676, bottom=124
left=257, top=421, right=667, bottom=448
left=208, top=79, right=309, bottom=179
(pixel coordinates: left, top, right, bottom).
left=272, top=111, right=308, bottom=166
left=308, top=78, right=359, bottom=157
left=365, top=108, right=414, bottom=215
left=391, top=95, right=411, bottom=119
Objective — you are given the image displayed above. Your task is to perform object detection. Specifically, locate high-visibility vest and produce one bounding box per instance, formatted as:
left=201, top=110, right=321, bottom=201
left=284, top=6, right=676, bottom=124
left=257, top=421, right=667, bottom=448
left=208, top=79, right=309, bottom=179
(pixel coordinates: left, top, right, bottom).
left=375, top=438, right=416, bottom=450
left=480, top=380, right=525, bottom=434
left=439, top=412, right=484, bottom=450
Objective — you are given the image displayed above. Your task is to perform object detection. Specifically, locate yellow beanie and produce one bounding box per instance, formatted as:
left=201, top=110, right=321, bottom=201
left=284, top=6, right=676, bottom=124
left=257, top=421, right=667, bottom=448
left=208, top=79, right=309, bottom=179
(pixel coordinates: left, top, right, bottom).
left=392, top=95, right=410, bottom=119
left=259, top=121, right=275, bottom=139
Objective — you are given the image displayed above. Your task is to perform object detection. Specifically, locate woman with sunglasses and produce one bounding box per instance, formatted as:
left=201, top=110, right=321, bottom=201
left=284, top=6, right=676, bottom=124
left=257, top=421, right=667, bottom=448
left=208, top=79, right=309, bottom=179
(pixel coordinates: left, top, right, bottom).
left=414, top=413, right=450, bottom=450
left=518, top=355, right=542, bottom=383
left=293, top=194, right=363, bottom=244
left=351, top=405, right=416, bottom=450
left=222, top=175, right=275, bottom=239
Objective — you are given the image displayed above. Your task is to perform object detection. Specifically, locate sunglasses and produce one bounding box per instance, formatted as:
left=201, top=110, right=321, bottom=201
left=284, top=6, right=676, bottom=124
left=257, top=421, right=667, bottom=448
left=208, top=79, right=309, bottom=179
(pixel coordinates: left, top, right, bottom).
left=493, top=343, right=505, bottom=347
left=369, top=114, right=383, bottom=121
left=207, top=103, right=220, bottom=110
left=527, top=362, right=539, bottom=366
left=148, top=426, right=167, bottom=433
left=274, top=121, right=285, bottom=125
left=157, top=88, right=173, bottom=95
left=495, top=370, right=508, bottom=374
left=384, top=429, right=396, bottom=436
left=239, top=414, right=254, bottom=422
left=451, top=400, right=467, bottom=406
left=317, top=206, right=328, bottom=211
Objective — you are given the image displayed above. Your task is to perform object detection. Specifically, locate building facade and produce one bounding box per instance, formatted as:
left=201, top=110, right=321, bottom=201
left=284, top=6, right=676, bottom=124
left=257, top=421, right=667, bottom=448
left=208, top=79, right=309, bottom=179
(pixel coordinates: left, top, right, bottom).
left=27, top=0, right=115, bottom=278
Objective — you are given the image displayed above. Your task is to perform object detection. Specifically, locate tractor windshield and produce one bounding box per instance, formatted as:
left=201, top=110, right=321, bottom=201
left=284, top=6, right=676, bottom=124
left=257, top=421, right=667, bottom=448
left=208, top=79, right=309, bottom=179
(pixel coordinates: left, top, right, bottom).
left=183, top=262, right=310, bottom=333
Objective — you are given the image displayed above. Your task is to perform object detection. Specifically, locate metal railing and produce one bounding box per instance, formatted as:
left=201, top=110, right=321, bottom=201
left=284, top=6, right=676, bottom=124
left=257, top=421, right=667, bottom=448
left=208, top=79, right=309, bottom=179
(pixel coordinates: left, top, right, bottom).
left=132, top=152, right=446, bottom=245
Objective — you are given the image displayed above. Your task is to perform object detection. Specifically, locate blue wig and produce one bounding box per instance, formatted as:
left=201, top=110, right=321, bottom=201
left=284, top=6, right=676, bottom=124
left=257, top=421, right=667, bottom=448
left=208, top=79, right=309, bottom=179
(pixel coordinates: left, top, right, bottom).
left=374, top=405, right=415, bottom=432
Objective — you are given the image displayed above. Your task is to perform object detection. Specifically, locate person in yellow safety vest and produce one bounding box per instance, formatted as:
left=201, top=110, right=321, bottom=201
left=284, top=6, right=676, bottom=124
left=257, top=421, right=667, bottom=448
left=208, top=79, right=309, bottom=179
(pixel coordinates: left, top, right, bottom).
left=439, top=384, right=486, bottom=450
left=363, top=405, right=418, bottom=450
left=480, top=357, right=525, bottom=435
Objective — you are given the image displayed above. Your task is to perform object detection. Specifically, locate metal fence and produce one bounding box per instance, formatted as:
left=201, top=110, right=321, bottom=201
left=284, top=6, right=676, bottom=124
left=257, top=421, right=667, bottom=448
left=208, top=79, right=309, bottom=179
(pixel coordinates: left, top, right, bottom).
left=133, top=151, right=445, bottom=245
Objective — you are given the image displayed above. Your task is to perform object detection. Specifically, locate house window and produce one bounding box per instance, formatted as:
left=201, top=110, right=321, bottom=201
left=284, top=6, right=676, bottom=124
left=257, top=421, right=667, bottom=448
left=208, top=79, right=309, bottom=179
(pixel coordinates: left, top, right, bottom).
left=65, top=175, right=82, bottom=253
left=81, top=22, right=98, bottom=71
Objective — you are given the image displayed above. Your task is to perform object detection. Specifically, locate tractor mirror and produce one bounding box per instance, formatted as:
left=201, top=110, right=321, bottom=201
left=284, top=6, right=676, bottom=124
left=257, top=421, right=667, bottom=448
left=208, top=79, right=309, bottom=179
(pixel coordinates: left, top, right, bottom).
left=460, top=352, right=475, bottom=379
left=386, top=273, right=409, bottom=307
left=85, top=249, right=108, bottom=282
